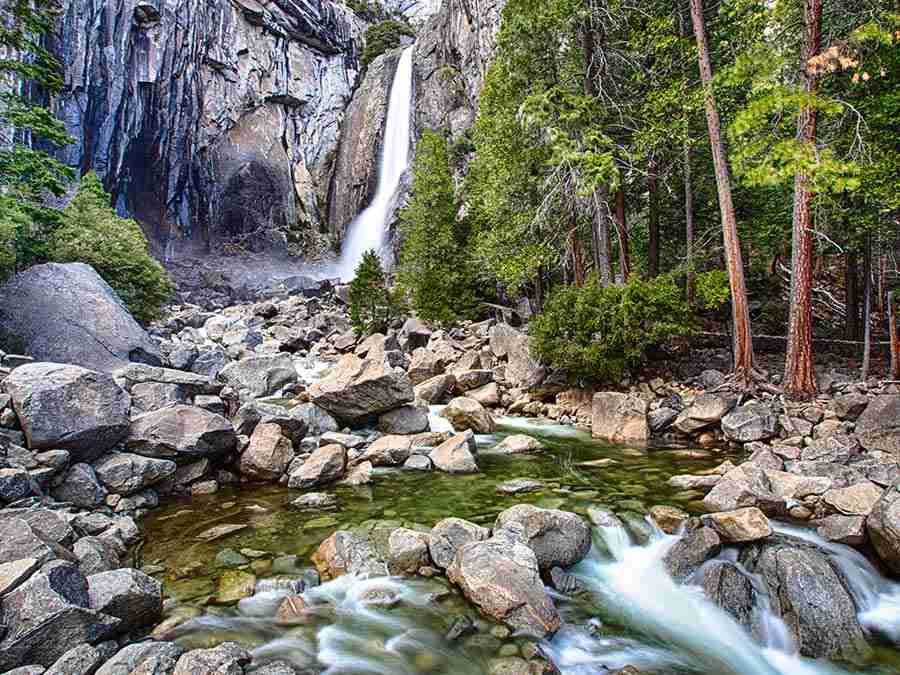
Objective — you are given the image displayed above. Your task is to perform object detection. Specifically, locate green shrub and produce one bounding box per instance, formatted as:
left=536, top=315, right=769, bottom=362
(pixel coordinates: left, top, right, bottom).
left=362, top=20, right=414, bottom=69
left=349, top=249, right=403, bottom=335
left=530, top=275, right=692, bottom=383
left=694, top=269, right=731, bottom=312
left=50, top=172, right=174, bottom=323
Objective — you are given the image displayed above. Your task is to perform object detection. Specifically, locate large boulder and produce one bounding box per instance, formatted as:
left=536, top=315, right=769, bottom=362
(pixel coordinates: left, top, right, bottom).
left=239, top=422, right=295, bottom=480
left=217, top=355, right=298, bottom=399
left=0, top=561, right=120, bottom=669
left=309, top=354, right=414, bottom=425
left=674, top=394, right=733, bottom=434
left=429, top=431, right=478, bottom=474
left=95, top=642, right=183, bottom=675
left=428, top=517, right=490, bottom=570
left=287, top=444, right=346, bottom=489
left=447, top=527, right=560, bottom=638
left=51, top=463, right=107, bottom=508
left=173, top=642, right=251, bottom=675
left=720, top=403, right=777, bottom=443
left=127, top=405, right=236, bottom=461
left=87, top=568, right=163, bottom=634
left=92, top=453, right=177, bottom=495
left=414, top=373, right=456, bottom=404
left=494, top=504, right=592, bottom=570
left=377, top=405, right=429, bottom=435
left=288, top=402, right=338, bottom=436
left=489, top=324, right=545, bottom=390
left=867, top=482, right=900, bottom=574
left=855, top=395, right=900, bottom=457
left=739, top=538, right=870, bottom=661
left=4, top=363, right=130, bottom=461
left=232, top=401, right=307, bottom=443
left=311, top=530, right=388, bottom=580
left=0, top=262, right=162, bottom=372
left=591, top=392, right=649, bottom=442
left=407, top=348, right=443, bottom=385
left=386, top=528, right=431, bottom=575
left=440, top=397, right=495, bottom=433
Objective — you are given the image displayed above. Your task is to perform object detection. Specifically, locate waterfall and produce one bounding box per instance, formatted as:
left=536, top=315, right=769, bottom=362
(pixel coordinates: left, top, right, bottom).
left=337, top=46, right=415, bottom=281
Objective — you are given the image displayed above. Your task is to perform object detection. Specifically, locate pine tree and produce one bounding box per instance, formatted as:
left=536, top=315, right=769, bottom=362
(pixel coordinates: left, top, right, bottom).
left=398, top=130, right=474, bottom=325
left=0, top=0, right=75, bottom=273
left=349, top=249, right=398, bottom=335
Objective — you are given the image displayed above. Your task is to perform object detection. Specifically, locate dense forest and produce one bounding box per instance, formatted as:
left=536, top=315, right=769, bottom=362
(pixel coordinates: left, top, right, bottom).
left=387, top=0, right=900, bottom=396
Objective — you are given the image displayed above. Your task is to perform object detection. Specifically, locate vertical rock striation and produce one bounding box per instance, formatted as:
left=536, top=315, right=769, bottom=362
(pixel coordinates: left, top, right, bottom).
left=413, top=0, right=507, bottom=138
left=51, top=0, right=365, bottom=251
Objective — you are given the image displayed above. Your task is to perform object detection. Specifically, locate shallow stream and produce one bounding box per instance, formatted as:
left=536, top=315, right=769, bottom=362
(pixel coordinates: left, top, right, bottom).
left=138, top=419, right=900, bottom=674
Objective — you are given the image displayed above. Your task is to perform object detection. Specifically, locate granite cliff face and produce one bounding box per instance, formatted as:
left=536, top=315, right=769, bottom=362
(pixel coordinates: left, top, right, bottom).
left=413, top=0, right=506, bottom=138
left=44, top=0, right=503, bottom=255
left=52, top=0, right=365, bottom=252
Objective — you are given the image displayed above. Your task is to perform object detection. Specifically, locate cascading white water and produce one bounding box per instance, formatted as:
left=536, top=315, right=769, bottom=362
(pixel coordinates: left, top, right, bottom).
left=544, top=524, right=857, bottom=675
left=337, top=46, right=415, bottom=281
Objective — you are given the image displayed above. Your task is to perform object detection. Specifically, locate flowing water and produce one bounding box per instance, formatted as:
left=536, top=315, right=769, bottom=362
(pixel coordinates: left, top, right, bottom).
left=138, top=419, right=900, bottom=674
left=337, top=46, right=415, bottom=280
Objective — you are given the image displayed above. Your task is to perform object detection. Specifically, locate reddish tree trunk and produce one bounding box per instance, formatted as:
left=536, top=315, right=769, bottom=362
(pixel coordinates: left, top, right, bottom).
left=890, top=291, right=900, bottom=379
left=690, top=0, right=754, bottom=376
left=614, top=188, right=631, bottom=280
left=648, top=161, right=660, bottom=278
left=685, top=142, right=695, bottom=306
left=783, top=0, right=822, bottom=399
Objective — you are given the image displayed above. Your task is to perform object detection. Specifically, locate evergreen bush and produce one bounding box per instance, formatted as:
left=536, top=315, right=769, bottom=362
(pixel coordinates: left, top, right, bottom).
left=362, top=20, right=414, bottom=69
left=50, top=173, right=174, bottom=323
left=530, top=275, right=692, bottom=383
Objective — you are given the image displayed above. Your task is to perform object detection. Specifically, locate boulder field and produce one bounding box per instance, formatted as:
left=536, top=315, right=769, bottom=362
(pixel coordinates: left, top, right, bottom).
left=1, top=262, right=900, bottom=672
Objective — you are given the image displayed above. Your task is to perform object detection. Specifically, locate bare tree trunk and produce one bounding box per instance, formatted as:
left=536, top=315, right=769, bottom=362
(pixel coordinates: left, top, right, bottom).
left=569, top=226, right=586, bottom=287
left=783, top=0, right=821, bottom=399
left=690, top=0, right=754, bottom=376
left=685, top=141, right=695, bottom=306
left=862, top=237, right=873, bottom=380
left=890, top=291, right=900, bottom=379
left=648, top=160, right=660, bottom=278
left=845, top=251, right=860, bottom=339
left=592, top=191, right=615, bottom=285
left=614, top=188, right=631, bottom=280
left=582, top=23, right=614, bottom=286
